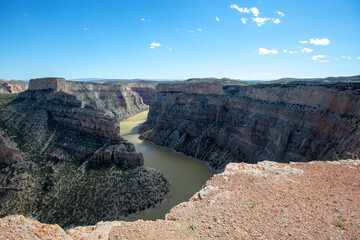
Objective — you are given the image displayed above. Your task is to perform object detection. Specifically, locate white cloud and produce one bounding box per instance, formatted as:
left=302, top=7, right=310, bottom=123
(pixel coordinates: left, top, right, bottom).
left=176, top=29, right=179, bottom=32
left=289, top=51, right=298, bottom=54
left=168, top=47, right=173, bottom=51
left=230, top=5, right=259, bottom=16
left=319, top=60, right=329, bottom=63
left=198, top=28, right=202, bottom=32
left=24, top=13, right=32, bottom=17
left=311, top=55, right=326, bottom=60
left=257, top=48, right=279, bottom=55
left=141, top=18, right=151, bottom=22
left=150, top=42, right=161, bottom=49
left=342, top=56, right=351, bottom=60
left=230, top=4, right=246, bottom=13
left=83, top=27, right=90, bottom=31
left=301, top=48, right=313, bottom=53
left=277, top=11, right=285, bottom=17
left=309, top=38, right=330, bottom=45
left=299, top=40, right=308, bottom=44
left=231, top=5, right=281, bottom=26
left=252, top=17, right=270, bottom=26
left=283, top=50, right=287, bottom=53
left=216, top=16, right=220, bottom=22
left=250, top=7, right=260, bottom=17
left=189, top=30, right=194, bottom=33
left=357, top=57, right=360, bottom=60
left=273, top=18, right=280, bottom=24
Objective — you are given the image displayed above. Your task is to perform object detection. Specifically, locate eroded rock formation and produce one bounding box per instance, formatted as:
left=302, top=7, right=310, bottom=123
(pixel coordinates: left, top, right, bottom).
left=0, top=133, right=22, bottom=168
left=0, top=79, right=28, bottom=93
left=0, top=78, right=170, bottom=227
left=140, top=82, right=360, bottom=171
left=104, top=81, right=159, bottom=105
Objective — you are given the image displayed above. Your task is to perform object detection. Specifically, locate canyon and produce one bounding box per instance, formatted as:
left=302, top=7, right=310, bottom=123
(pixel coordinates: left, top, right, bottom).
left=0, top=76, right=360, bottom=239
left=140, top=81, right=360, bottom=171
left=0, top=78, right=170, bottom=227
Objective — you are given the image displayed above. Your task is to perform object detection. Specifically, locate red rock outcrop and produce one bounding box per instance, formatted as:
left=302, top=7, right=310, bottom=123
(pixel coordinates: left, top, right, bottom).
left=0, top=80, right=28, bottom=93
left=1, top=160, right=359, bottom=239
left=140, top=82, right=360, bottom=171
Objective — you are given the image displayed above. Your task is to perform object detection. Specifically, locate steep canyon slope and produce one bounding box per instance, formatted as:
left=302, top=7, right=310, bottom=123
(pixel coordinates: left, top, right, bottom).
left=140, top=82, right=360, bottom=171
left=0, top=78, right=170, bottom=227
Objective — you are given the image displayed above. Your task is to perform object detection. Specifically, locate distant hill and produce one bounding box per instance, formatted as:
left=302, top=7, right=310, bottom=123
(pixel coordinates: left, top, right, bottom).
left=183, top=75, right=360, bottom=86
left=69, top=78, right=182, bottom=83
left=271, top=75, right=360, bottom=84
left=185, top=78, right=258, bottom=86
left=55, top=75, right=360, bottom=85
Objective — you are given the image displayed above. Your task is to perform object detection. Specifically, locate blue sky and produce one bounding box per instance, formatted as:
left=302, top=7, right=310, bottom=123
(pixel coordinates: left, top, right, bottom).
left=0, top=0, right=359, bottom=80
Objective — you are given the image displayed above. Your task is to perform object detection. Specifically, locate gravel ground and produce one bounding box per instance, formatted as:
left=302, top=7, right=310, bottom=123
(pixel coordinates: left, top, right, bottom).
left=1, top=160, right=359, bottom=240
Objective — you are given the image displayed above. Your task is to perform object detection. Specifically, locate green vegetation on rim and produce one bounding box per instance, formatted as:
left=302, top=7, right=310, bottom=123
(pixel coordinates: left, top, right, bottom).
left=0, top=93, right=18, bottom=109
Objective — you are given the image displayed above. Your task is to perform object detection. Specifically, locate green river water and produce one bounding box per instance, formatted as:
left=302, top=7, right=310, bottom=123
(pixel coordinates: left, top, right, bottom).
left=120, top=110, right=214, bottom=221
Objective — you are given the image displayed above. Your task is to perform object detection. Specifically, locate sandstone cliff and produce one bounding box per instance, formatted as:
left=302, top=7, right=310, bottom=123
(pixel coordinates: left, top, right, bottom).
left=0, top=79, right=28, bottom=94
left=0, top=78, right=170, bottom=227
left=102, top=81, right=159, bottom=105
left=1, top=160, right=359, bottom=239
left=140, top=82, right=360, bottom=171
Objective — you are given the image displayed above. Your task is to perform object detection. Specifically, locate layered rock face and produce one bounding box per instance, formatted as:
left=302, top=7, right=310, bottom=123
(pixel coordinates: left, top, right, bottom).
left=105, top=81, right=159, bottom=105
left=140, top=82, right=360, bottom=171
left=28, top=77, right=66, bottom=91
left=0, top=78, right=170, bottom=227
left=0, top=79, right=28, bottom=93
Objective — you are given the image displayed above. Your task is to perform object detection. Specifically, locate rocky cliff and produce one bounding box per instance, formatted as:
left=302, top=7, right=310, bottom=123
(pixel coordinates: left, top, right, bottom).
left=1, top=160, right=359, bottom=239
left=0, top=78, right=170, bottom=227
left=101, top=81, right=159, bottom=105
left=140, top=82, right=360, bottom=171
left=0, top=133, right=22, bottom=168
left=0, top=79, right=28, bottom=94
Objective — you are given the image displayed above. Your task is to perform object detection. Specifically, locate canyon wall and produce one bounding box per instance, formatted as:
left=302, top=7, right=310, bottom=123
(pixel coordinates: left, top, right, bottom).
left=0, top=79, right=28, bottom=93
left=140, top=82, right=360, bottom=171
left=104, top=81, right=159, bottom=105
left=24, top=78, right=148, bottom=142
left=0, top=78, right=170, bottom=227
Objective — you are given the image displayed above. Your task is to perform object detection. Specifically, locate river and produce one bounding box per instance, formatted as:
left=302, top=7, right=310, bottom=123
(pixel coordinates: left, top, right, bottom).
left=120, top=110, right=214, bottom=221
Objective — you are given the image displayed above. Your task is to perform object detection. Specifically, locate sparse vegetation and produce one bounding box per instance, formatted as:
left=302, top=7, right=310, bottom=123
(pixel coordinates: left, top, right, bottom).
left=188, top=224, right=197, bottom=230
left=247, top=176, right=254, bottom=182
left=334, top=221, right=347, bottom=230
left=0, top=93, right=18, bottom=109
